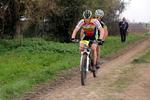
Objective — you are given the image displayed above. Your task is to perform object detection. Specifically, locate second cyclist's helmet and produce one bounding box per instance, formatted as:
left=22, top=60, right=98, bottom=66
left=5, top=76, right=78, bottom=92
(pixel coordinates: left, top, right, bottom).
left=83, top=10, right=92, bottom=18
left=95, top=9, right=104, bottom=17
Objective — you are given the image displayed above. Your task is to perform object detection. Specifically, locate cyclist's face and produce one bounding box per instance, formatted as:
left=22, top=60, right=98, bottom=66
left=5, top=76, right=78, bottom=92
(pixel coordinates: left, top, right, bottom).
left=95, top=15, right=102, bottom=21
left=84, top=18, right=91, bottom=24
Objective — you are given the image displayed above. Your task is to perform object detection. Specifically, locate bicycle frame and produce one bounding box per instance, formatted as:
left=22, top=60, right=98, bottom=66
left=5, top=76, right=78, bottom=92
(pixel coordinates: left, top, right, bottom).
left=80, top=40, right=95, bottom=72
left=78, top=40, right=98, bottom=85
left=80, top=44, right=91, bottom=72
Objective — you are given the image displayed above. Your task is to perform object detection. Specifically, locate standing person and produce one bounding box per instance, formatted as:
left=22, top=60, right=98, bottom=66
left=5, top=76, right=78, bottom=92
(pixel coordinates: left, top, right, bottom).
left=71, top=10, right=104, bottom=71
left=119, top=17, right=129, bottom=42
left=80, top=9, right=108, bottom=69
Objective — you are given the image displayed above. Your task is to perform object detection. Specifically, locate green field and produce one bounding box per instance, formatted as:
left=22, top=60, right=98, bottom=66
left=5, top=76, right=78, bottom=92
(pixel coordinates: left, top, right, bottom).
left=0, top=33, right=149, bottom=100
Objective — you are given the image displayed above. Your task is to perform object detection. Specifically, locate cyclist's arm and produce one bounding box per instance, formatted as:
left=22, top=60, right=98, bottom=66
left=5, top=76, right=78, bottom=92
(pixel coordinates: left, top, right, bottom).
left=94, top=19, right=104, bottom=40
left=72, top=27, right=80, bottom=39
left=103, top=28, right=108, bottom=41
left=98, top=27, right=104, bottom=40
left=80, top=28, right=84, bottom=39
left=72, top=19, right=83, bottom=39
left=100, top=21, right=108, bottom=41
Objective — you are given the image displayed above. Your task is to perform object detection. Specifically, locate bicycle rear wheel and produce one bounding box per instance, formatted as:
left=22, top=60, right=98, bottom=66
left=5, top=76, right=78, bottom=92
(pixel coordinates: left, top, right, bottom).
left=81, top=54, right=87, bottom=85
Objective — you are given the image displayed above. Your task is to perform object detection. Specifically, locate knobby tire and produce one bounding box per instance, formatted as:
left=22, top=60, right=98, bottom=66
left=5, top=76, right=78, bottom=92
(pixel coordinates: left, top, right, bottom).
left=81, top=53, right=87, bottom=85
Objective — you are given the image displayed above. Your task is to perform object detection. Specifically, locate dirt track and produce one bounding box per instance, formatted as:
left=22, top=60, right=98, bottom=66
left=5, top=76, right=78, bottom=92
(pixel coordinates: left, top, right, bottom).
left=31, top=38, right=150, bottom=100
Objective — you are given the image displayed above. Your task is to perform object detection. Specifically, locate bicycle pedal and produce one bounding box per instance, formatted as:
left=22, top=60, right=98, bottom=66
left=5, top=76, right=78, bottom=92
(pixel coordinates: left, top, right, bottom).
left=89, top=67, right=92, bottom=71
left=83, top=69, right=86, bottom=72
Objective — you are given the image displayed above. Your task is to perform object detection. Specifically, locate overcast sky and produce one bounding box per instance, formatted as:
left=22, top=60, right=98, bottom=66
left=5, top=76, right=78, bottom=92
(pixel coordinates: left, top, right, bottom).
left=121, top=0, right=150, bottom=23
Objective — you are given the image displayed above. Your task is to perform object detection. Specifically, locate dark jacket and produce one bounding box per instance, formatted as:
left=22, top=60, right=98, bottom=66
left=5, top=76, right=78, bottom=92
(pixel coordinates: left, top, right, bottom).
left=119, top=21, right=129, bottom=31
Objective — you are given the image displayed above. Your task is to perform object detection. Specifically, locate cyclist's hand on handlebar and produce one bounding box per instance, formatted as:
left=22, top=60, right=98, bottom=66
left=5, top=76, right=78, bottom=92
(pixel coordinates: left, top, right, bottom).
left=70, top=38, right=76, bottom=43
left=97, top=39, right=104, bottom=45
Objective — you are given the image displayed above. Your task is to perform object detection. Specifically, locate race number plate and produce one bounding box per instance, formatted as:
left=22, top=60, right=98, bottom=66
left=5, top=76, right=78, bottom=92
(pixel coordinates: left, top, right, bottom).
left=80, top=40, right=89, bottom=46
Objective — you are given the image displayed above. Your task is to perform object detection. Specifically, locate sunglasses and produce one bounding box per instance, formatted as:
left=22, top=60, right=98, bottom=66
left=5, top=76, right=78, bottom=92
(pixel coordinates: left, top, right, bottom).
left=95, top=16, right=102, bottom=19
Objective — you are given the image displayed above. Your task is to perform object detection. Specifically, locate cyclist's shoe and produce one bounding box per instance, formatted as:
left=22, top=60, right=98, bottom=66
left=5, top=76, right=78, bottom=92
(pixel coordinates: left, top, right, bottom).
left=92, top=66, right=97, bottom=72
left=89, top=66, right=92, bottom=71
left=96, top=62, right=100, bottom=69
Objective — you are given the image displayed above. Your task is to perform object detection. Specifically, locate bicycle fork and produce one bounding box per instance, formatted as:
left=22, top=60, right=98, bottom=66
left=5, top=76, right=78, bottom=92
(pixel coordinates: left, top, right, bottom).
left=80, top=51, right=90, bottom=72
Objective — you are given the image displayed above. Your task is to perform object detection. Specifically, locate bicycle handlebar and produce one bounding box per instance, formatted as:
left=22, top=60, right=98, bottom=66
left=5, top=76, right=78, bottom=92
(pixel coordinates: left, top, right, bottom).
left=70, top=38, right=104, bottom=45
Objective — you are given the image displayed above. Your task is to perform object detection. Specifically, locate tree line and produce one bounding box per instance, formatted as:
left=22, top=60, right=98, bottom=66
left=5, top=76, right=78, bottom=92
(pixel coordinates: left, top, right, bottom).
left=0, top=0, right=127, bottom=42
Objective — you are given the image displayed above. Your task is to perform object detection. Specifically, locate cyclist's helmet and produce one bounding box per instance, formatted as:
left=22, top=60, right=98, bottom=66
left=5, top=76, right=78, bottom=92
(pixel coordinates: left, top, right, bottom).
left=83, top=10, right=92, bottom=18
left=95, top=9, right=104, bottom=17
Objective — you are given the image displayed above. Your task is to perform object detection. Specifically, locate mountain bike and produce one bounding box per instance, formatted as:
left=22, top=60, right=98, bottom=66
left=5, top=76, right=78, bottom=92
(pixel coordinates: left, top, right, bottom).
left=79, top=40, right=98, bottom=85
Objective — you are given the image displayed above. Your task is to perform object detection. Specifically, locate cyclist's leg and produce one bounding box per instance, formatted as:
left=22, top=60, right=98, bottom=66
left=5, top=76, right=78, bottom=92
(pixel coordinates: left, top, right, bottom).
left=97, top=45, right=100, bottom=62
left=91, top=43, right=97, bottom=67
left=79, top=43, right=84, bottom=53
left=96, top=33, right=100, bottom=68
left=96, top=45, right=100, bottom=68
left=79, top=34, right=86, bottom=53
left=92, top=34, right=99, bottom=68
left=97, top=33, right=100, bottom=62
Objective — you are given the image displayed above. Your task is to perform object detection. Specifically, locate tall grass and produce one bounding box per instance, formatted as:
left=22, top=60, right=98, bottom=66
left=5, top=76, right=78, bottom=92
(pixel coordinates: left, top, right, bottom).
left=0, top=33, right=149, bottom=100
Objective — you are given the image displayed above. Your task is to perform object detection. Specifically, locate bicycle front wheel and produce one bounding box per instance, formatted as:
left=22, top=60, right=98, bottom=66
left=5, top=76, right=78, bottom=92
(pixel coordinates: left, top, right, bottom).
left=81, top=53, right=87, bottom=85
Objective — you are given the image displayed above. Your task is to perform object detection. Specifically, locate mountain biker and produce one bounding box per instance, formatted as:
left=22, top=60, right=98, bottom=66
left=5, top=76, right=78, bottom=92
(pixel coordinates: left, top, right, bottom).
left=71, top=10, right=104, bottom=71
left=95, top=9, right=108, bottom=68
left=80, top=9, right=108, bottom=69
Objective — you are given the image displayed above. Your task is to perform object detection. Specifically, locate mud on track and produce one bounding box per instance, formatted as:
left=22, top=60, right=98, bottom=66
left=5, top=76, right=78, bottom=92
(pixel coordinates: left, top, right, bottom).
left=24, top=38, right=150, bottom=100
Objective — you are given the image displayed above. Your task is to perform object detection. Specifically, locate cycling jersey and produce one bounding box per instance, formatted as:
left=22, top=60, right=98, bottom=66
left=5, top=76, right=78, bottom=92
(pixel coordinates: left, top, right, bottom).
left=97, top=19, right=107, bottom=37
left=76, top=18, right=101, bottom=36
left=100, top=19, right=107, bottom=29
